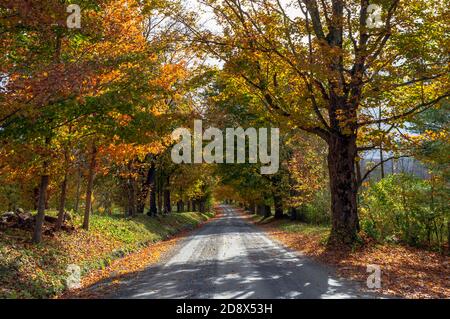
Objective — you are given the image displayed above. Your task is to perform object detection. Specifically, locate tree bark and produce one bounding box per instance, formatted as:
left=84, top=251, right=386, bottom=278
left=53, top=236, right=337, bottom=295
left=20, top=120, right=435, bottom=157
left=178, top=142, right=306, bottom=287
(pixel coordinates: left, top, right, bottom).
left=32, top=161, right=50, bottom=243
left=289, top=207, right=297, bottom=220
left=146, top=163, right=157, bottom=216
left=327, top=134, right=359, bottom=246
left=125, top=178, right=137, bottom=217
left=273, top=194, right=283, bottom=219
left=83, top=143, right=97, bottom=230
left=199, top=200, right=205, bottom=214
left=33, top=187, right=39, bottom=210
left=249, top=202, right=256, bottom=214
left=55, top=172, right=68, bottom=230
left=137, top=162, right=155, bottom=214
left=379, top=145, right=385, bottom=179
left=157, top=188, right=163, bottom=214
left=74, top=163, right=82, bottom=213
left=163, top=175, right=171, bottom=214
left=264, top=205, right=271, bottom=218
left=257, top=204, right=263, bottom=215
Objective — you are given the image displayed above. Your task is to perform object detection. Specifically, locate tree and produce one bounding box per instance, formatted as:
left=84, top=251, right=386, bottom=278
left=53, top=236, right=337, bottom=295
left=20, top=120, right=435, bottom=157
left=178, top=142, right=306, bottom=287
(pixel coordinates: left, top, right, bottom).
left=179, top=0, right=449, bottom=245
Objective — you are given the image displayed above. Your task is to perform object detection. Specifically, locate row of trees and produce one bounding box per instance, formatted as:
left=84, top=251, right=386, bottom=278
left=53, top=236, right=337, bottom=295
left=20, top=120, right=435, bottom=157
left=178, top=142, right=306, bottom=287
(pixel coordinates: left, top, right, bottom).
left=1, top=0, right=448, bottom=247
left=175, top=0, right=448, bottom=245
left=0, top=0, right=216, bottom=243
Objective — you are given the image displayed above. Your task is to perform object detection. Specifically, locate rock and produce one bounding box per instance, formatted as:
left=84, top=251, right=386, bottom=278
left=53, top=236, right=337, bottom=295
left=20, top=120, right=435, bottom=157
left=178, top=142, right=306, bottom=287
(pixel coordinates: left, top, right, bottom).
left=2, top=211, right=16, bottom=219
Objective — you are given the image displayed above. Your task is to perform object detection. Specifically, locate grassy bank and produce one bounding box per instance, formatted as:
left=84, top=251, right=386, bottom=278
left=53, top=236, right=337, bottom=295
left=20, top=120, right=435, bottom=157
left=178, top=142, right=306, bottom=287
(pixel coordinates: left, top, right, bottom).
left=0, top=211, right=214, bottom=298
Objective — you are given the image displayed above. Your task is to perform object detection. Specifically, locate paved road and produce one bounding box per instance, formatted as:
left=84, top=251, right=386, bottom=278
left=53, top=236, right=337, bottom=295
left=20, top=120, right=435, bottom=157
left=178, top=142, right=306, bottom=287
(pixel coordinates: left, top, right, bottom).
left=110, top=205, right=375, bottom=299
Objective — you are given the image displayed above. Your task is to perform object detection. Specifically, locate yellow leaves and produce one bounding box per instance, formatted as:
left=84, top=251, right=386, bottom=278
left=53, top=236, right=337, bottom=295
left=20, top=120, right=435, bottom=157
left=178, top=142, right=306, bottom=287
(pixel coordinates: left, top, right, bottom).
left=99, top=140, right=167, bottom=170
left=149, top=63, right=188, bottom=91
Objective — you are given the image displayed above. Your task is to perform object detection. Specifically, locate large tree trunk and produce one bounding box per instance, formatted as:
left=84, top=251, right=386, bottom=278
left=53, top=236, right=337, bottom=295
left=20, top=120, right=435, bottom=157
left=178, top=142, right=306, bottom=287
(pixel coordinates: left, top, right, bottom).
left=83, top=143, right=97, bottom=230
left=327, top=134, right=359, bottom=246
left=32, top=162, right=50, bottom=243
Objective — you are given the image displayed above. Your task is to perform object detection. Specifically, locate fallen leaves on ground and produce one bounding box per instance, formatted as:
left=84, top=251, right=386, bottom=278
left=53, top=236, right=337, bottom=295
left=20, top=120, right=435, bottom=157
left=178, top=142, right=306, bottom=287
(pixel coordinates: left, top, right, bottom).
left=61, top=208, right=222, bottom=299
left=242, top=212, right=449, bottom=299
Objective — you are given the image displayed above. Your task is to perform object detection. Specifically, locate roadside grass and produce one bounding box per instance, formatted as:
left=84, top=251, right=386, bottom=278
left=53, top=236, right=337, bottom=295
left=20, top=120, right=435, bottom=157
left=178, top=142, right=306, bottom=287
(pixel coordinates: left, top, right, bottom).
left=0, top=210, right=214, bottom=299
left=250, top=214, right=329, bottom=239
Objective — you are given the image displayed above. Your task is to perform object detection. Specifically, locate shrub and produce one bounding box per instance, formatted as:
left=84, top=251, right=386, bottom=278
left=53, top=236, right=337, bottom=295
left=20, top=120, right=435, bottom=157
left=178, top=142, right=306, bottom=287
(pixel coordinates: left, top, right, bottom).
left=359, top=174, right=449, bottom=249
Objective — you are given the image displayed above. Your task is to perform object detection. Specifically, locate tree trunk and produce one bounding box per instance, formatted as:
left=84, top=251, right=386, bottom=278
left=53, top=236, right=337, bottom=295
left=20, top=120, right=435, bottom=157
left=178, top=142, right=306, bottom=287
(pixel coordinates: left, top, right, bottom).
left=83, top=143, right=97, bottom=230
left=447, top=220, right=450, bottom=248
left=157, top=188, right=163, bottom=214
left=126, top=178, right=137, bottom=217
left=199, top=200, right=205, bottom=214
left=163, top=175, right=171, bottom=214
left=55, top=173, right=68, bottom=230
left=147, top=163, right=157, bottom=216
left=56, top=148, right=70, bottom=230
left=257, top=204, right=263, bottom=215
left=264, top=205, right=271, bottom=218
left=33, top=187, right=39, bottom=210
left=137, top=163, right=155, bottom=214
left=187, top=200, right=191, bottom=212
left=177, top=200, right=184, bottom=212
left=355, top=160, right=362, bottom=188
left=250, top=202, right=256, bottom=214
left=32, top=162, right=50, bottom=243
left=74, top=163, right=82, bottom=213
left=379, top=145, right=385, bottom=179
left=327, top=134, right=359, bottom=246
left=290, top=207, right=297, bottom=220
left=273, top=194, right=283, bottom=219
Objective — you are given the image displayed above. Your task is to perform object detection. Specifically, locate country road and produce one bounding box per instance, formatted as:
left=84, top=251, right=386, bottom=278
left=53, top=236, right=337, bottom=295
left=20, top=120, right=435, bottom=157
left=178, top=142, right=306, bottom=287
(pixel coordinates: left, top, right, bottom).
left=109, top=205, right=376, bottom=299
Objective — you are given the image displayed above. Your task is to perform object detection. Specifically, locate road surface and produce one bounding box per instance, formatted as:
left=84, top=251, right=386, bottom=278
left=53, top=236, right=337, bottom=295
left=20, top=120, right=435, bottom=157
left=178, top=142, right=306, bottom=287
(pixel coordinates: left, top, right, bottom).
left=110, top=205, right=375, bottom=299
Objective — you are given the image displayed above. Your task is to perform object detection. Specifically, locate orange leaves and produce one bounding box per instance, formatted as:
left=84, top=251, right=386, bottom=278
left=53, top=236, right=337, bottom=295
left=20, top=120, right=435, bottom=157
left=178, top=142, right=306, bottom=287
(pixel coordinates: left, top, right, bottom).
left=149, top=63, right=188, bottom=92
left=98, top=139, right=166, bottom=174
left=68, top=236, right=180, bottom=298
